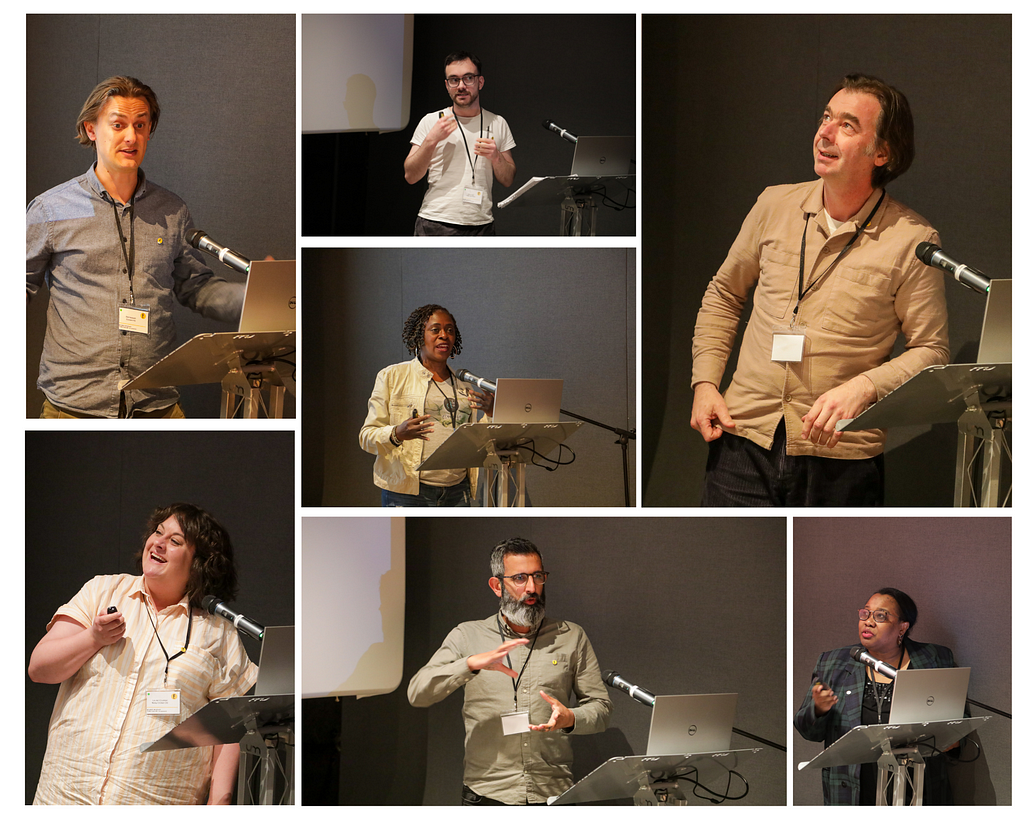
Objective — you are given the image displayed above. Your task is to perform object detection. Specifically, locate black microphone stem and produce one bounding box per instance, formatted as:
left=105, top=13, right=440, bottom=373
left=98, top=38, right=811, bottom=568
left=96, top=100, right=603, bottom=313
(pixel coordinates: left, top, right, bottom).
left=732, top=726, right=786, bottom=753
left=559, top=407, right=635, bottom=507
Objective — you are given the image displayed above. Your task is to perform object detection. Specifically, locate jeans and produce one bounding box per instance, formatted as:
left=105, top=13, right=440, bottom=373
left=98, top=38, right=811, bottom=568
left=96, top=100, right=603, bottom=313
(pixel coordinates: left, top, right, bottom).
left=381, top=477, right=471, bottom=507
left=701, top=420, right=884, bottom=507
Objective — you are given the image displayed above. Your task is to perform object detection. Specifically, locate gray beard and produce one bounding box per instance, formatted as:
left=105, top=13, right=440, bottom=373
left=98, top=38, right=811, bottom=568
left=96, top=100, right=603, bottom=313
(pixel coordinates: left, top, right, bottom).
left=500, top=586, right=546, bottom=630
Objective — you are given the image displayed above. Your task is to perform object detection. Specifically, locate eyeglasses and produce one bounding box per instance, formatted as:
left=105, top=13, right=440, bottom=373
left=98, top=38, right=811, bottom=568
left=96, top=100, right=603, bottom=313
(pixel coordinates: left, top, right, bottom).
left=445, top=74, right=480, bottom=87
left=495, top=571, right=549, bottom=588
left=858, top=608, right=896, bottom=623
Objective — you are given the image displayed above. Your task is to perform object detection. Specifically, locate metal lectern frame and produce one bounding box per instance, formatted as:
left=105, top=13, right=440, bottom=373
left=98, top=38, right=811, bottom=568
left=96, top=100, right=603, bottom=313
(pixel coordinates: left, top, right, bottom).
left=797, top=716, right=988, bottom=806
left=139, top=693, right=294, bottom=805
left=837, top=363, right=1011, bottom=507
left=418, top=421, right=582, bottom=507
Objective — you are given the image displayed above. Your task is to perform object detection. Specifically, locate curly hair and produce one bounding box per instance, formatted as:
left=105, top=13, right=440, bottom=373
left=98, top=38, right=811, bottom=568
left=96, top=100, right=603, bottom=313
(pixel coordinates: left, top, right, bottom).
left=76, top=75, right=160, bottom=148
left=402, top=304, right=463, bottom=358
left=136, top=503, right=239, bottom=606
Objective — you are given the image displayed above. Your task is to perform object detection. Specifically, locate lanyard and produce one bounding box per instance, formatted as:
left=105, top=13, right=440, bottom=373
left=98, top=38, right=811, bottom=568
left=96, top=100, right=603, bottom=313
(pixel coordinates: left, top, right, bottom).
left=454, top=110, right=485, bottom=186
left=145, top=599, right=193, bottom=685
left=795, top=190, right=885, bottom=321
left=496, top=613, right=543, bottom=710
left=428, top=372, right=459, bottom=427
left=111, top=197, right=137, bottom=304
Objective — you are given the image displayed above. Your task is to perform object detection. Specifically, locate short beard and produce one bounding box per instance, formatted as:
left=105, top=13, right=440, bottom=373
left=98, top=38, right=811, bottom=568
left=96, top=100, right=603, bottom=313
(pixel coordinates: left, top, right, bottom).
left=500, top=585, right=546, bottom=630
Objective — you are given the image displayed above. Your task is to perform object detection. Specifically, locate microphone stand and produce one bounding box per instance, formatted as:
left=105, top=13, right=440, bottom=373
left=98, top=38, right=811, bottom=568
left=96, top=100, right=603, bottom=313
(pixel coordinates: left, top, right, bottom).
left=560, top=407, right=635, bottom=506
left=966, top=698, right=1011, bottom=719
left=732, top=726, right=786, bottom=753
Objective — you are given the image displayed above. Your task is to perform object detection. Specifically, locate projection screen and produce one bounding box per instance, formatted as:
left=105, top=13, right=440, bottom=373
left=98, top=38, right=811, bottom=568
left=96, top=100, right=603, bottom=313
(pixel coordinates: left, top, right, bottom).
left=302, top=14, right=414, bottom=134
left=302, top=517, right=406, bottom=698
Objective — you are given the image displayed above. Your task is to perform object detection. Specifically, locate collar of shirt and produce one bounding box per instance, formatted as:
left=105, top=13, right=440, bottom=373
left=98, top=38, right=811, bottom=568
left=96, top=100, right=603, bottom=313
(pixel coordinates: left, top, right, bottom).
left=128, top=575, right=190, bottom=614
left=801, top=180, right=886, bottom=237
left=84, top=162, right=149, bottom=205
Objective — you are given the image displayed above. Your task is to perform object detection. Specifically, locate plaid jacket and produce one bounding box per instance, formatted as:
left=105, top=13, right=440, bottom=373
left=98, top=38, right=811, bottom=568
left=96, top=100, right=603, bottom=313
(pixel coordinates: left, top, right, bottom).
left=794, top=640, right=959, bottom=805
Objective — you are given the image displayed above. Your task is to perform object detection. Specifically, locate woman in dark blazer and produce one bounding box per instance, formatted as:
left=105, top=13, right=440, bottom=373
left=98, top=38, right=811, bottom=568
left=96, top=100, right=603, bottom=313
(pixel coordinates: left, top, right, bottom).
left=794, top=587, right=963, bottom=805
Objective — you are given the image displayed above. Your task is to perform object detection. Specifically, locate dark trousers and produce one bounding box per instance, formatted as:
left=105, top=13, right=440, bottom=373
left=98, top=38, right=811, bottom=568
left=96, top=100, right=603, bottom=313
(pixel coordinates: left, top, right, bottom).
left=461, top=785, right=542, bottom=806
left=414, top=216, right=496, bottom=236
left=700, top=421, right=884, bottom=507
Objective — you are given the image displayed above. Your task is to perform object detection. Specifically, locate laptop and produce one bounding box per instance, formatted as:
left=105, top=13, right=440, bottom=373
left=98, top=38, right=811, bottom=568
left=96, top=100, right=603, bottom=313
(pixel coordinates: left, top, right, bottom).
left=888, top=667, right=970, bottom=724
left=977, top=279, right=1011, bottom=364
left=646, top=693, right=738, bottom=755
left=254, top=625, right=295, bottom=696
left=238, top=259, right=296, bottom=333
left=570, top=136, right=635, bottom=177
left=491, top=378, right=563, bottom=424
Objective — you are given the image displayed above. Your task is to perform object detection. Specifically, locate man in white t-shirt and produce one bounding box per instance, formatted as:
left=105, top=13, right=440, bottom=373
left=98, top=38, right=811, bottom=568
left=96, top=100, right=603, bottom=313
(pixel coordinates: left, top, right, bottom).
left=405, top=51, right=516, bottom=236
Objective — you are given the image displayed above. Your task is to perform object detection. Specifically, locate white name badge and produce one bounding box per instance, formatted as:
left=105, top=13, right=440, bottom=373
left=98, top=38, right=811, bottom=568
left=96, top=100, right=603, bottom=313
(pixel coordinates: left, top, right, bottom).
left=119, top=305, right=150, bottom=335
left=146, top=689, right=182, bottom=716
left=771, top=323, right=807, bottom=363
left=500, top=709, right=531, bottom=736
left=462, top=187, right=484, bottom=205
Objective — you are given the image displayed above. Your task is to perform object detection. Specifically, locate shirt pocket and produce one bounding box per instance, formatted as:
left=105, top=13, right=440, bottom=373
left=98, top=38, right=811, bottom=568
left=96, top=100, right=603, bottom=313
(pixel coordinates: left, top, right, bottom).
left=535, top=652, right=572, bottom=704
left=820, top=266, right=895, bottom=338
left=753, top=246, right=798, bottom=322
left=387, top=391, right=422, bottom=426
left=166, top=645, right=220, bottom=718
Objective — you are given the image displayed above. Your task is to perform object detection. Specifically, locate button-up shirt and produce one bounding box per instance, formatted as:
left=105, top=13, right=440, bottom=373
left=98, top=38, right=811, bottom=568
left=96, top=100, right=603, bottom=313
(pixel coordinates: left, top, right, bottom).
left=408, top=615, right=612, bottom=804
left=26, top=165, right=244, bottom=417
left=33, top=574, right=258, bottom=805
left=692, top=180, right=949, bottom=458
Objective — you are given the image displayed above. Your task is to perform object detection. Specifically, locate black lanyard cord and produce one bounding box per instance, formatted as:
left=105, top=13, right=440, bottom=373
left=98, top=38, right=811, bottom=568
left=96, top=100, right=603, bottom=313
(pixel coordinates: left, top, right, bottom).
left=145, top=600, right=193, bottom=684
left=454, top=110, right=485, bottom=187
left=111, top=197, right=137, bottom=303
left=795, top=190, right=885, bottom=321
left=496, top=613, right=543, bottom=710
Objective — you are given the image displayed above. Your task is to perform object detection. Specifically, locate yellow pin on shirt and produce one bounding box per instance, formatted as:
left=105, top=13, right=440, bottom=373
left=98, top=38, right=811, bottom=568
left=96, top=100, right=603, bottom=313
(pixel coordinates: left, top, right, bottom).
left=157, top=237, right=164, bottom=244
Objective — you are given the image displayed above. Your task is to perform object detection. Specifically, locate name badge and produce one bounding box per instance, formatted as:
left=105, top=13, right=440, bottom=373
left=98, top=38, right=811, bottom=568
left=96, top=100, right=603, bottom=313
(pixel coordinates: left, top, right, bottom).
left=771, top=322, right=807, bottom=363
left=462, top=187, right=484, bottom=205
left=119, top=305, right=150, bottom=335
left=500, top=709, right=531, bottom=736
left=146, top=689, right=182, bottom=716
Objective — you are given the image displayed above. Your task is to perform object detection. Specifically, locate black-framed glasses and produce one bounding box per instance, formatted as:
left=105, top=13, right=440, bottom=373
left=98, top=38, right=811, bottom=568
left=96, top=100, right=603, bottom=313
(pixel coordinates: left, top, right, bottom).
left=495, top=571, right=549, bottom=588
left=858, top=608, right=896, bottom=623
left=445, top=74, right=480, bottom=87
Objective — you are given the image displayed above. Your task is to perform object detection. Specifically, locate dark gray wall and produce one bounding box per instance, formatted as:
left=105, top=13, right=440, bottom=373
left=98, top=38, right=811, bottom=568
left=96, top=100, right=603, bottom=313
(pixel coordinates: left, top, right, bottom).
left=303, top=516, right=787, bottom=805
left=302, top=248, right=636, bottom=507
left=24, top=431, right=295, bottom=803
left=792, top=516, right=1011, bottom=805
left=25, top=14, right=296, bottom=418
left=642, top=15, right=1011, bottom=506
left=302, top=14, right=636, bottom=236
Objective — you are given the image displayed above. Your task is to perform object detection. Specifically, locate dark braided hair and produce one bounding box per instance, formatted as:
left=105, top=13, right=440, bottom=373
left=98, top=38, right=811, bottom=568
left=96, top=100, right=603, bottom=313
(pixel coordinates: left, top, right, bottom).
left=136, top=503, right=239, bottom=606
left=402, top=304, right=463, bottom=358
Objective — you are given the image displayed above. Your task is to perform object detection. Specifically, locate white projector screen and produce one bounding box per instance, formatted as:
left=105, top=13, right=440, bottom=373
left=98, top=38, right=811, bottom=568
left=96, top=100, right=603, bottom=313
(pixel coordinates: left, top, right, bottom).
left=302, top=517, right=406, bottom=698
left=302, top=14, right=414, bottom=134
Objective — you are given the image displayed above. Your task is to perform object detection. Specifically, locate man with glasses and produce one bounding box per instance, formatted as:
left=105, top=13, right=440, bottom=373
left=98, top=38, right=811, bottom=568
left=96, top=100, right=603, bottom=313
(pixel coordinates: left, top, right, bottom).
left=404, top=51, right=516, bottom=236
left=408, top=538, right=611, bottom=805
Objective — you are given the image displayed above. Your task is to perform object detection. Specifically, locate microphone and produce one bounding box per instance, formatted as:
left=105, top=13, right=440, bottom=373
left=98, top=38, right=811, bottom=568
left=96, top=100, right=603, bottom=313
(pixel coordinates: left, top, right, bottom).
left=455, top=368, right=496, bottom=394
left=202, top=595, right=265, bottom=641
left=849, top=646, right=898, bottom=680
left=187, top=229, right=251, bottom=275
left=602, top=670, right=656, bottom=707
left=542, top=120, right=578, bottom=144
left=915, top=242, right=991, bottom=295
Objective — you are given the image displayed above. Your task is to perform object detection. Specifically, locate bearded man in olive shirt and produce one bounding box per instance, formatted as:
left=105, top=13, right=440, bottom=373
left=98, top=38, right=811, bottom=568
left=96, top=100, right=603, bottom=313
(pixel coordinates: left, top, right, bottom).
left=408, top=538, right=611, bottom=805
left=690, top=74, right=949, bottom=507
